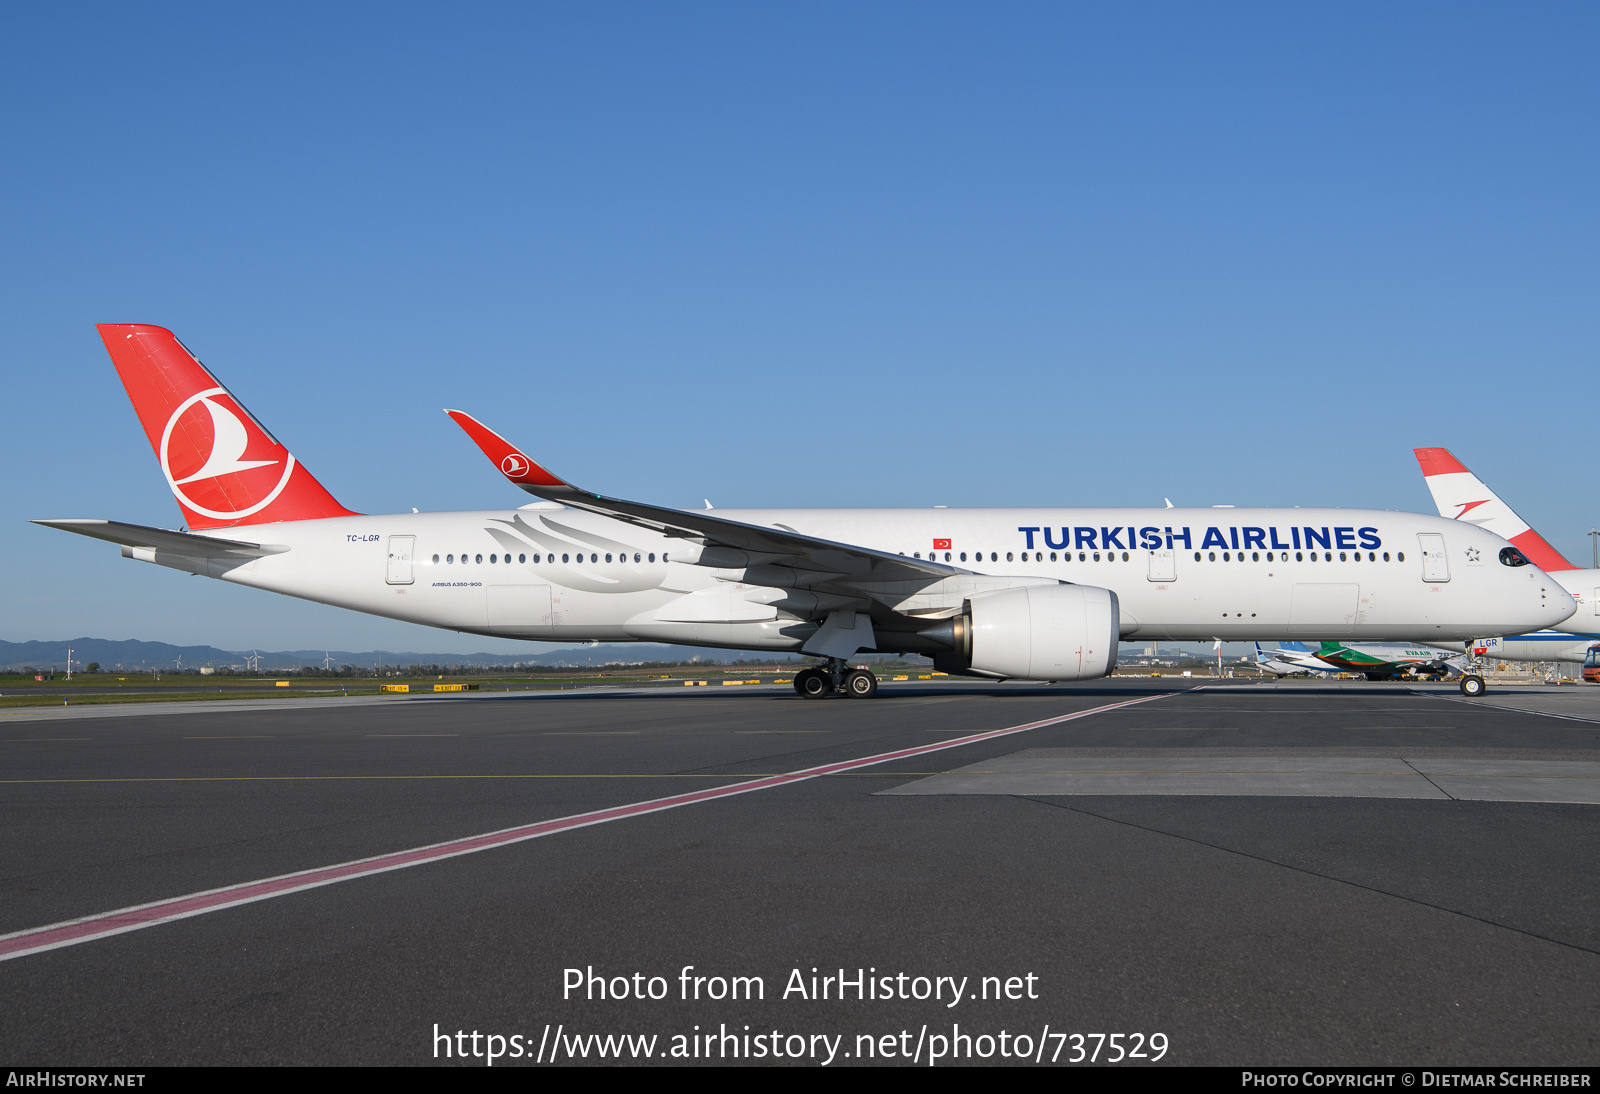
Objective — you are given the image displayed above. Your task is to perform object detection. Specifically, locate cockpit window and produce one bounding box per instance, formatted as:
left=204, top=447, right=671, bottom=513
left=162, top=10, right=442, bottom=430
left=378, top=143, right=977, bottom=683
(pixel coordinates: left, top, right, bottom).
left=1499, top=546, right=1531, bottom=567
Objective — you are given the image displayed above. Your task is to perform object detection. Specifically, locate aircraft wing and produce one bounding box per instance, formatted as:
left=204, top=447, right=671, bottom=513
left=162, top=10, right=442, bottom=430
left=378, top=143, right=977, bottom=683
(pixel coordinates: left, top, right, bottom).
left=446, top=410, right=961, bottom=582
left=31, top=519, right=289, bottom=557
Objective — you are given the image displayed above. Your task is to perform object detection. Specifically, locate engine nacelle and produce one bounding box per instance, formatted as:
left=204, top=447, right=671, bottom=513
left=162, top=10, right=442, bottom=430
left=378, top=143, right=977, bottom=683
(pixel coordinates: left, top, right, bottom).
left=964, top=584, right=1119, bottom=681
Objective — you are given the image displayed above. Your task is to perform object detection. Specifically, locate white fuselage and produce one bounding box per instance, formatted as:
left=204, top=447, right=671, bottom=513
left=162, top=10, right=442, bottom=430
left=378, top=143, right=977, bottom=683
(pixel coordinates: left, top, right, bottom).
left=155, top=505, right=1574, bottom=653
left=1431, top=568, right=1600, bottom=664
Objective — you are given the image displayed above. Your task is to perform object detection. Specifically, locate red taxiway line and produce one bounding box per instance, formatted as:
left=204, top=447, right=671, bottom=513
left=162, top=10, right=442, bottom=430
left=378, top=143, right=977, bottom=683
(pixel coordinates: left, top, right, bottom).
left=0, top=689, right=1184, bottom=962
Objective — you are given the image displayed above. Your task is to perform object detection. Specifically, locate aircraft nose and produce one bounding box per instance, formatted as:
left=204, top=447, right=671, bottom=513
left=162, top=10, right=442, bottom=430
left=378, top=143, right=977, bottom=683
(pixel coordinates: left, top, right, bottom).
left=1533, top=572, right=1577, bottom=628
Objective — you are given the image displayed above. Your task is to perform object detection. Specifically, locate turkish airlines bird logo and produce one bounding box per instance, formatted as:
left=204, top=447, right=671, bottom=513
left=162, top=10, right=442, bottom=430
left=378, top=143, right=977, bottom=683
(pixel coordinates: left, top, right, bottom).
left=501, top=453, right=530, bottom=478
left=159, top=387, right=295, bottom=521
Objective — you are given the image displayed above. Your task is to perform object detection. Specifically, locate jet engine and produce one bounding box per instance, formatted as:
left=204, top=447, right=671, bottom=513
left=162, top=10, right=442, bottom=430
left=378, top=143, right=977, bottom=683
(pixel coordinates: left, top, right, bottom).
left=924, top=584, right=1119, bottom=681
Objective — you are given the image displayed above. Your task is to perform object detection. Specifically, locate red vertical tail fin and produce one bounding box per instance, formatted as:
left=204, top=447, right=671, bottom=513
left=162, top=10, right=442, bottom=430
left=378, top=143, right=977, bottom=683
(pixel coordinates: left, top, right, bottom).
left=97, top=324, right=357, bottom=528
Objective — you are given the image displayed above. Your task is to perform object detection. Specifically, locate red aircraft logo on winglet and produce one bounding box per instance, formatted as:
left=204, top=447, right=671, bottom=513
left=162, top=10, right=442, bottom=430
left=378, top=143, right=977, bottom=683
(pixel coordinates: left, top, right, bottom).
left=501, top=453, right=529, bottom=478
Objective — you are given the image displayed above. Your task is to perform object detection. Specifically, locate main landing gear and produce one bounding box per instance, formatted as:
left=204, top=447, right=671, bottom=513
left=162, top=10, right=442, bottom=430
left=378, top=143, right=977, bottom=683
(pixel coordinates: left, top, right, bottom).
left=793, top=660, right=879, bottom=699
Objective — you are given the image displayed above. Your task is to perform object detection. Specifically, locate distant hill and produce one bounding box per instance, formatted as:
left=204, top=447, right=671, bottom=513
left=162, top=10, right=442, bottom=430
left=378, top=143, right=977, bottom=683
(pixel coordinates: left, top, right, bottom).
left=0, top=638, right=810, bottom=673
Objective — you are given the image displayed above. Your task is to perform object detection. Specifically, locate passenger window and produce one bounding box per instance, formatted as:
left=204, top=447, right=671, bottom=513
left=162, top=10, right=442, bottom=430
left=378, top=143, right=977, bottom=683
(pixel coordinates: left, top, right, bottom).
left=1078, top=552, right=1085, bottom=561
left=490, top=554, right=497, bottom=563
left=475, top=554, right=483, bottom=564
left=1252, top=552, right=1259, bottom=561
left=914, top=552, right=921, bottom=559
left=1265, top=552, right=1272, bottom=562
left=1383, top=552, right=1390, bottom=562
left=1194, top=552, right=1201, bottom=561
left=634, top=553, right=641, bottom=562
left=562, top=553, right=570, bottom=563
left=1006, top=552, right=1014, bottom=561
left=1093, top=552, right=1101, bottom=562
left=519, top=553, right=526, bottom=563
left=1209, top=552, right=1216, bottom=561
left=1325, top=552, right=1332, bottom=561
left=991, top=552, right=998, bottom=561
left=649, top=553, right=656, bottom=563
left=1050, top=552, right=1057, bottom=561
left=959, top=552, right=967, bottom=561
left=1339, top=552, right=1346, bottom=561
left=446, top=554, right=454, bottom=564
left=1397, top=552, right=1405, bottom=562
left=1122, top=552, right=1129, bottom=561
left=1295, top=551, right=1303, bottom=561
left=1223, top=552, right=1230, bottom=561
left=432, top=554, right=440, bottom=564
left=606, top=553, right=613, bottom=563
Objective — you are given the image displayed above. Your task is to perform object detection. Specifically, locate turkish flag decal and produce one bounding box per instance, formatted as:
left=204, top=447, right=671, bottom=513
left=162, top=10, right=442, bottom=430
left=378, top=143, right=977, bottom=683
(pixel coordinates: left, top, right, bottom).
left=933, top=538, right=952, bottom=550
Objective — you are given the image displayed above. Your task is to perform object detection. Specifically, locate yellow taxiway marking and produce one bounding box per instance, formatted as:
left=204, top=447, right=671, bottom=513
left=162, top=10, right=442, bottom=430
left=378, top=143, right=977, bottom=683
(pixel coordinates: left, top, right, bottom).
left=545, top=731, right=641, bottom=736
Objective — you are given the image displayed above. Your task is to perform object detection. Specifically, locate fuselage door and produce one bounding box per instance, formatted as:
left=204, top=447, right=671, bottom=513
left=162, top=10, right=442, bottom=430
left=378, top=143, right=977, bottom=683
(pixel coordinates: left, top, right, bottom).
left=1148, top=548, right=1176, bottom=582
left=1593, top=588, right=1599, bottom=617
left=386, top=536, right=415, bottom=585
left=1418, top=533, right=1449, bottom=582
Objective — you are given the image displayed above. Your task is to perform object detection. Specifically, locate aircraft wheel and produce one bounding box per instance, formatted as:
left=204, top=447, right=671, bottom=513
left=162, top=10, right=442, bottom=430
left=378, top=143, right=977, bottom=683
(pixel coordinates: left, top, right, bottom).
left=793, top=670, right=814, bottom=696
left=844, top=669, right=879, bottom=699
left=1460, top=674, right=1486, bottom=697
left=798, top=670, right=831, bottom=699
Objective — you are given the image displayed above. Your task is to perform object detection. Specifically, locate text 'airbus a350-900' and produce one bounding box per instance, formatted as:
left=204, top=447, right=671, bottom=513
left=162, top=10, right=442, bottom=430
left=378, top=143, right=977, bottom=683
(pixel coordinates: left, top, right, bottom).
left=35, top=326, right=1576, bottom=698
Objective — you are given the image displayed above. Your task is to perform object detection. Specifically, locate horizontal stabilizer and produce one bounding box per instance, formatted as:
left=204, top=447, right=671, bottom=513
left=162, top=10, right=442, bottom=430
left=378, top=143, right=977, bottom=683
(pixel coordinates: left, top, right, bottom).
left=32, top=519, right=288, bottom=558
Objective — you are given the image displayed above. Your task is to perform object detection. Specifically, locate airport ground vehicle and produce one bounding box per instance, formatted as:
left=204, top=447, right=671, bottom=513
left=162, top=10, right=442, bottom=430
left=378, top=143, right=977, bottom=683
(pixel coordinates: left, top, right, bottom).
left=35, top=326, right=1576, bottom=698
left=1581, top=644, right=1600, bottom=684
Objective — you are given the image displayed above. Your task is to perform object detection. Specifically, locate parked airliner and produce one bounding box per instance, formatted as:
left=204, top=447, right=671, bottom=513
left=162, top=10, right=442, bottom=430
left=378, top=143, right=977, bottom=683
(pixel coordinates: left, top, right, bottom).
left=1415, top=448, right=1600, bottom=665
left=34, top=326, right=1575, bottom=698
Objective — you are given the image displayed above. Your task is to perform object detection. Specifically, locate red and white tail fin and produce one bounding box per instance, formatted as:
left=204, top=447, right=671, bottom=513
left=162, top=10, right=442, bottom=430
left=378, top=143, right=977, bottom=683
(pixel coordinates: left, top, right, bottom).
left=97, top=324, right=356, bottom=529
left=1413, top=447, right=1573, bottom=571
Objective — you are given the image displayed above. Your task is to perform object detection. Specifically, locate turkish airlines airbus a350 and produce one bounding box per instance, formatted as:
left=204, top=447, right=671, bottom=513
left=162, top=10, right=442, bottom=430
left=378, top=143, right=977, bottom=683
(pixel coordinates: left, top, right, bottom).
left=35, top=326, right=1575, bottom=698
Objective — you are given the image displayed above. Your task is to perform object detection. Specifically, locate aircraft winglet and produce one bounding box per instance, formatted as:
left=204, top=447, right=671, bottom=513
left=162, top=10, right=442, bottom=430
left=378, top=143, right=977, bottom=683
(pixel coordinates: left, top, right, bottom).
left=444, top=410, right=573, bottom=492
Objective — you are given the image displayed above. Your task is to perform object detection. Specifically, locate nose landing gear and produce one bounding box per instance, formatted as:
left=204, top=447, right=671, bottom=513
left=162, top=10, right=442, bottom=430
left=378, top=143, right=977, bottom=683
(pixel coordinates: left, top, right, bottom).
left=1459, top=674, right=1486, bottom=697
left=793, top=660, right=880, bottom=699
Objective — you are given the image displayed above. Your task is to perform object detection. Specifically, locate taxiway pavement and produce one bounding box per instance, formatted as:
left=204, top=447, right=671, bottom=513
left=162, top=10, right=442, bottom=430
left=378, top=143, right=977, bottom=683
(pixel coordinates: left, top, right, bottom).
left=3, top=679, right=1598, bottom=1065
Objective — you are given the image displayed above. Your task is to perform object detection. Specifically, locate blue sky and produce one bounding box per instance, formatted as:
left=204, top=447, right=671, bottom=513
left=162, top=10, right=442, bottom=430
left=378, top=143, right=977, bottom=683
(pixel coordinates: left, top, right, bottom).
left=2, top=3, right=1595, bottom=653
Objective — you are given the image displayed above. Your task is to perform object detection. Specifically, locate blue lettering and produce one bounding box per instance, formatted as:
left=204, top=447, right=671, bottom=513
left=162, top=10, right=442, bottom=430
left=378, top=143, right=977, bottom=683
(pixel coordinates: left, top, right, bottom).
left=1270, top=527, right=1291, bottom=550
left=1305, top=527, right=1331, bottom=550
left=1229, top=528, right=1240, bottom=550
left=1140, top=526, right=1162, bottom=550
left=1043, top=527, right=1069, bottom=550
left=1101, top=527, right=1125, bottom=550
left=1075, top=527, right=1098, bottom=550
left=1358, top=526, right=1381, bottom=550
left=1166, top=526, right=1192, bottom=550
left=1292, top=527, right=1302, bottom=549
left=1201, top=527, right=1229, bottom=550
left=1017, top=527, right=1040, bottom=550
left=1334, top=527, right=1358, bottom=550
left=1241, top=527, right=1266, bottom=550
